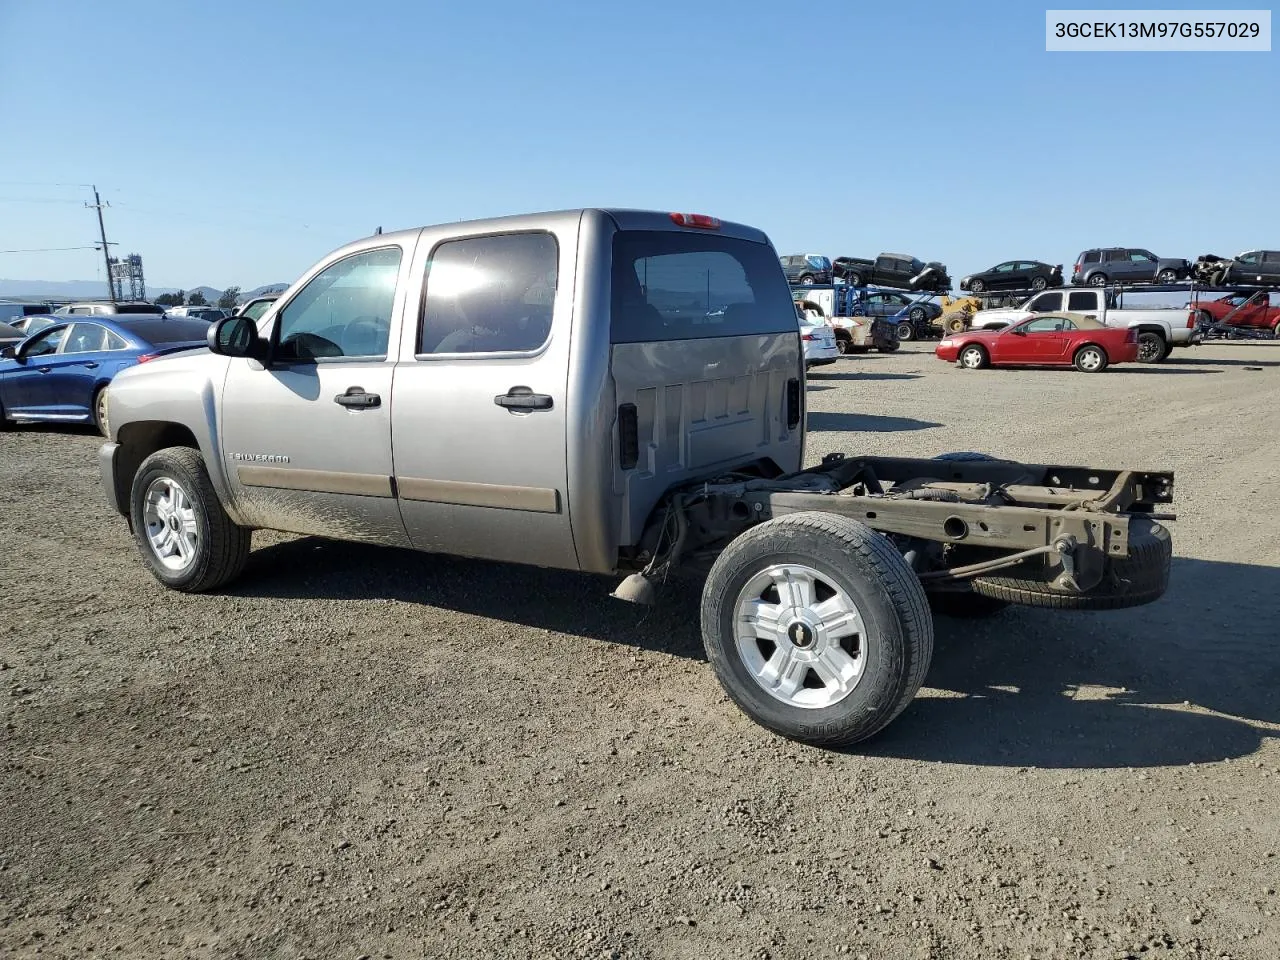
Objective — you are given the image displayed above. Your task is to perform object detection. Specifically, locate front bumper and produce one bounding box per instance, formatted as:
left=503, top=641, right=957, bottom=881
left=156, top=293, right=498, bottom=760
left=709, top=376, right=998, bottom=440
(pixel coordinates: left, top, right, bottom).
left=99, top=442, right=124, bottom=515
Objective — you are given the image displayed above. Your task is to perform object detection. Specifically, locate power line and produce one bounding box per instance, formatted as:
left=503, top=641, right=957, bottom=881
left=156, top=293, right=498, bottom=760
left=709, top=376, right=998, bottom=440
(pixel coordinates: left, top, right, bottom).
left=0, top=245, right=101, bottom=254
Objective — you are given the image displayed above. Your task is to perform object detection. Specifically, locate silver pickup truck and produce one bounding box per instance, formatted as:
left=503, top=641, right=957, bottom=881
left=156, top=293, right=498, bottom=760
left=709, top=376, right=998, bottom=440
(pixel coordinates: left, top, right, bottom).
left=969, top=286, right=1200, bottom=363
left=99, top=208, right=1176, bottom=747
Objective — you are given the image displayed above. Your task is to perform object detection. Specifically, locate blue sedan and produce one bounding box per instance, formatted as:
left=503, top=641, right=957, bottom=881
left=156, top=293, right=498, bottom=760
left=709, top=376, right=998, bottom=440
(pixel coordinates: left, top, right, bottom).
left=0, top=316, right=211, bottom=436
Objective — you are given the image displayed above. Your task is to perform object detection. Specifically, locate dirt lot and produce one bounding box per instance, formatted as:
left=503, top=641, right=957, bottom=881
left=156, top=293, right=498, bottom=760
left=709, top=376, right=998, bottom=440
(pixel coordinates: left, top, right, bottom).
left=2, top=340, right=1278, bottom=960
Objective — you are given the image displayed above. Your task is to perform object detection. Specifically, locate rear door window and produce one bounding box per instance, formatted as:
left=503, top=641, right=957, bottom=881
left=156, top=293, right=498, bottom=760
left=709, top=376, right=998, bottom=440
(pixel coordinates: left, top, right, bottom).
left=419, top=232, right=557, bottom=355
left=1067, top=291, right=1097, bottom=310
left=610, top=232, right=795, bottom=343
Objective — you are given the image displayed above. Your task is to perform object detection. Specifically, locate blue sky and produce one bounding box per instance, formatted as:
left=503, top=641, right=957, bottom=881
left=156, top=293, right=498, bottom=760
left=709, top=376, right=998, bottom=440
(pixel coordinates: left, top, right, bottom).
left=0, top=0, right=1275, bottom=290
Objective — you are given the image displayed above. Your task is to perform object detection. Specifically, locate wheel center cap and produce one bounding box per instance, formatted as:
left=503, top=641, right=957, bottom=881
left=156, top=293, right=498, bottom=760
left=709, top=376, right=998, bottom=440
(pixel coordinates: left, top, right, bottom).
left=787, top=621, right=815, bottom=649
left=168, top=515, right=180, bottom=531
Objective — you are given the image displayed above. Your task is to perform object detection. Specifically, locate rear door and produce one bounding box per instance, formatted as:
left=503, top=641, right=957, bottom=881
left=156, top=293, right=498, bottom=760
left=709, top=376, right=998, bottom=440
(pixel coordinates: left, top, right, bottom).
left=390, top=225, right=576, bottom=568
left=46, top=322, right=119, bottom=417
left=990, top=261, right=1018, bottom=289
left=1065, top=289, right=1101, bottom=320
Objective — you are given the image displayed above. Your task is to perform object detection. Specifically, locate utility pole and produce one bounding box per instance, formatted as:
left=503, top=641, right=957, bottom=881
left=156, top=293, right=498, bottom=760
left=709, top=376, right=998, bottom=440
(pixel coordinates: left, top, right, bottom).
left=86, top=186, right=116, bottom=302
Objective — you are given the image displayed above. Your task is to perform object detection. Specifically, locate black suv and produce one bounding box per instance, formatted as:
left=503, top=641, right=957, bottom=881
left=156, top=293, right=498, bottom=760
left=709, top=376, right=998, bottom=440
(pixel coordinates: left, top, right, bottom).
left=1071, top=248, right=1190, bottom=287
left=1199, top=250, right=1280, bottom=288
left=779, top=254, right=832, bottom=286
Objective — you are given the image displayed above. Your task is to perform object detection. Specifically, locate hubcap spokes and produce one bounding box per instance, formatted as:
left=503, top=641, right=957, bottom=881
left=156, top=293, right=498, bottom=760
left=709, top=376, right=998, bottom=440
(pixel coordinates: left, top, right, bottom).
left=143, top=478, right=199, bottom=571
left=735, top=564, right=868, bottom=709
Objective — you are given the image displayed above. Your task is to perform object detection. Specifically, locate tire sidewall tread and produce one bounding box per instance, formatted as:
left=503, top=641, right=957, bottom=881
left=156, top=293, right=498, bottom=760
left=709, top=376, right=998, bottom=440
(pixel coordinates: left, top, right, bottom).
left=129, top=446, right=251, bottom=593
left=701, top=512, right=933, bottom=748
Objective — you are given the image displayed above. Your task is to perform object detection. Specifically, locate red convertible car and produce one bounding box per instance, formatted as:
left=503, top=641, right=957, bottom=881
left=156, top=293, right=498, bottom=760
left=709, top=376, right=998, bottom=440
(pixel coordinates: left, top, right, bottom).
left=1191, top=291, right=1280, bottom=336
left=936, top=312, right=1139, bottom=373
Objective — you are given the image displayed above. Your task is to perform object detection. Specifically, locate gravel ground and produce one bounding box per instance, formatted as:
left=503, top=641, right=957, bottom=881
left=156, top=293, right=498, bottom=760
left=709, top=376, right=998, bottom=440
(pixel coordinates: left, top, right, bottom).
left=2, top=340, right=1278, bottom=960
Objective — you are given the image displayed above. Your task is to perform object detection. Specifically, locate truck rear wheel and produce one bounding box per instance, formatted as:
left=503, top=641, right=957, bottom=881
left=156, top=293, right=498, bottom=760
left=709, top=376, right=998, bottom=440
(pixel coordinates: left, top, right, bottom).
left=129, top=446, right=252, bottom=593
left=970, top=518, right=1171, bottom=611
left=700, top=512, right=933, bottom=747
left=1135, top=331, right=1166, bottom=364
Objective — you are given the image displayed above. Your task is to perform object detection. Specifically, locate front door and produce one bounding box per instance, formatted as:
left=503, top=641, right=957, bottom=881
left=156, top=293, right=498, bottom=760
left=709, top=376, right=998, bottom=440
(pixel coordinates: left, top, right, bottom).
left=3, top=324, right=68, bottom=416
left=390, top=227, right=577, bottom=570
left=218, top=243, right=413, bottom=546
left=1020, top=315, right=1077, bottom=361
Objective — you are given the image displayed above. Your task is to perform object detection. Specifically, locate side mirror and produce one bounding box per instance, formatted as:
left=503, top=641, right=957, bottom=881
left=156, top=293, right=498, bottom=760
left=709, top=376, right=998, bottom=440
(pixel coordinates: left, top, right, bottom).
left=1009, top=327, right=1026, bottom=336
left=208, top=315, right=265, bottom=361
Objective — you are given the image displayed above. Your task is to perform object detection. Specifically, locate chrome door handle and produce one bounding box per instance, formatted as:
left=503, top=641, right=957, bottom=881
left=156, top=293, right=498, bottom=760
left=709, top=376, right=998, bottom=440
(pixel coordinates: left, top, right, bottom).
left=334, top=386, right=381, bottom=409
left=37, top=366, right=51, bottom=373
left=495, top=386, right=553, bottom=411
left=82, top=361, right=99, bottom=369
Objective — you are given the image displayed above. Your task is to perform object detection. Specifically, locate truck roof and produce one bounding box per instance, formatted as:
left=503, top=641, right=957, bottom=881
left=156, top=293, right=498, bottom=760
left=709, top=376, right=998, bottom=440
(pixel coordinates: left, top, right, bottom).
left=346, top=208, right=771, bottom=250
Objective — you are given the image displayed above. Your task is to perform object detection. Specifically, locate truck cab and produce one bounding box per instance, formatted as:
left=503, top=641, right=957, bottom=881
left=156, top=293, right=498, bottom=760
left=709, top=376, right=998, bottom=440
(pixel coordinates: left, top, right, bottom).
left=101, top=209, right=804, bottom=575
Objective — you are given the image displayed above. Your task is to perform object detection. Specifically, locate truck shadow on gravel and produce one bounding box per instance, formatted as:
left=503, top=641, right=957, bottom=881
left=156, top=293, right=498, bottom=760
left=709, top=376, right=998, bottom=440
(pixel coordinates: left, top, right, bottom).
left=236, top=542, right=1276, bottom=769
left=234, top=538, right=710, bottom=660
left=869, top=556, right=1279, bottom=769
left=806, top=412, right=942, bottom=432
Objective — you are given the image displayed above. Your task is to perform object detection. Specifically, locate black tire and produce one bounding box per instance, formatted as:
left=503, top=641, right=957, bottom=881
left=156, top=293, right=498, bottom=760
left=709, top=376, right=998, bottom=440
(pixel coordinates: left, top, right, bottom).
left=969, top=279, right=985, bottom=293
left=701, top=512, right=933, bottom=747
left=958, top=344, right=988, bottom=369
left=879, top=340, right=901, bottom=353
left=972, top=518, right=1171, bottom=611
left=92, top=386, right=110, bottom=438
left=848, top=273, right=865, bottom=288
left=928, top=592, right=1010, bottom=619
left=799, top=274, right=815, bottom=286
left=1030, top=276, right=1048, bottom=292
left=0, top=397, right=9, bottom=431
left=895, top=321, right=915, bottom=341
left=129, top=446, right=251, bottom=593
left=1160, top=339, right=1175, bottom=361
left=1196, top=309, right=1214, bottom=329
left=1134, top=331, right=1166, bottom=364
left=835, top=333, right=851, bottom=355
left=1273, top=321, right=1280, bottom=340
left=909, top=306, right=926, bottom=323
left=1088, top=273, right=1108, bottom=287
left=1157, top=269, right=1178, bottom=283
left=1073, top=344, right=1108, bottom=373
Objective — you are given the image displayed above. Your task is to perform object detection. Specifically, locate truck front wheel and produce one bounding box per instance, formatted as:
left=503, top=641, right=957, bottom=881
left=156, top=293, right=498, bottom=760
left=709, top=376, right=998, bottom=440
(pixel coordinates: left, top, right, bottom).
left=700, top=513, right=933, bottom=747
left=129, top=446, right=251, bottom=593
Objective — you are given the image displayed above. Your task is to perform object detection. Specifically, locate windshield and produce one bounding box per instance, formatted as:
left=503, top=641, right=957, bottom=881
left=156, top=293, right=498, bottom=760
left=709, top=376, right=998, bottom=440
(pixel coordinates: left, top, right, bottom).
left=610, top=231, right=797, bottom=343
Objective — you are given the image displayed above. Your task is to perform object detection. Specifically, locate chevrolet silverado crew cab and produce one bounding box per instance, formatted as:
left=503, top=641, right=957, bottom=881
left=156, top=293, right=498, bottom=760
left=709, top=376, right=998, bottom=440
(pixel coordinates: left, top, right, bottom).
left=966, top=286, right=1200, bottom=363
left=99, top=209, right=1176, bottom=747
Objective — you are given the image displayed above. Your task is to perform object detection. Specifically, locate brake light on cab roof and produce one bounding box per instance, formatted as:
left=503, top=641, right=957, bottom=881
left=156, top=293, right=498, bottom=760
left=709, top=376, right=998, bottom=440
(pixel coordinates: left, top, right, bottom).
left=669, top=213, right=721, bottom=229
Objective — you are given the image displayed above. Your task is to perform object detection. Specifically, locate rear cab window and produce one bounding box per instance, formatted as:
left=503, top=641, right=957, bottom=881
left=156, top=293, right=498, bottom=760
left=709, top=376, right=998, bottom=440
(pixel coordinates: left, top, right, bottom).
left=610, top=232, right=796, bottom=343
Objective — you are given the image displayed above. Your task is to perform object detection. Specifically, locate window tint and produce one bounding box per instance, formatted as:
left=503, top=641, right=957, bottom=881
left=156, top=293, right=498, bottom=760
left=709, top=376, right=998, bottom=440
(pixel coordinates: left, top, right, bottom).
left=1239, top=252, right=1259, bottom=265
left=1104, top=250, right=1127, bottom=262
left=106, top=330, right=128, bottom=350
left=1130, top=251, right=1156, bottom=263
left=24, top=326, right=66, bottom=357
left=1017, top=262, right=1038, bottom=271
left=1067, top=291, right=1096, bottom=311
left=276, top=246, right=401, bottom=361
left=1030, top=292, right=1063, bottom=311
left=419, top=232, right=557, bottom=355
left=994, top=262, right=1015, bottom=272
left=1023, top=316, right=1072, bottom=332
left=610, top=231, right=796, bottom=344
left=63, top=323, right=109, bottom=354
left=1083, top=251, right=1100, bottom=264
left=69, top=306, right=92, bottom=315
left=114, top=303, right=165, bottom=315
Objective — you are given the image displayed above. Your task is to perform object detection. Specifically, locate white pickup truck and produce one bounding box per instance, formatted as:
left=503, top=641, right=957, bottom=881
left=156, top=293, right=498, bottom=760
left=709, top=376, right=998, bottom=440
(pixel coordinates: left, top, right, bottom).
left=968, top=287, right=1200, bottom=363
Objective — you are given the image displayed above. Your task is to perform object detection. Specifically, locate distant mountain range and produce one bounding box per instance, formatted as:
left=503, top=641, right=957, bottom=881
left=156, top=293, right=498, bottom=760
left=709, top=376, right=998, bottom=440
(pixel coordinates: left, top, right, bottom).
left=0, top=279, right=289, bottom=303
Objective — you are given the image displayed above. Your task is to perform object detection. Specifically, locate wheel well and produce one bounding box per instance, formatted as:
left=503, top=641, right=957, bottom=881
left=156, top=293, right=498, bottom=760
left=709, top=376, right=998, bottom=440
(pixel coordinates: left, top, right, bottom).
left=1074, top=341, right=1105, bottom=354
left=833, top=328, right=852, bottom=341
left=111, top=421, right=201, bottom=515
left=1133, top=325, right=1167, bottom=338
